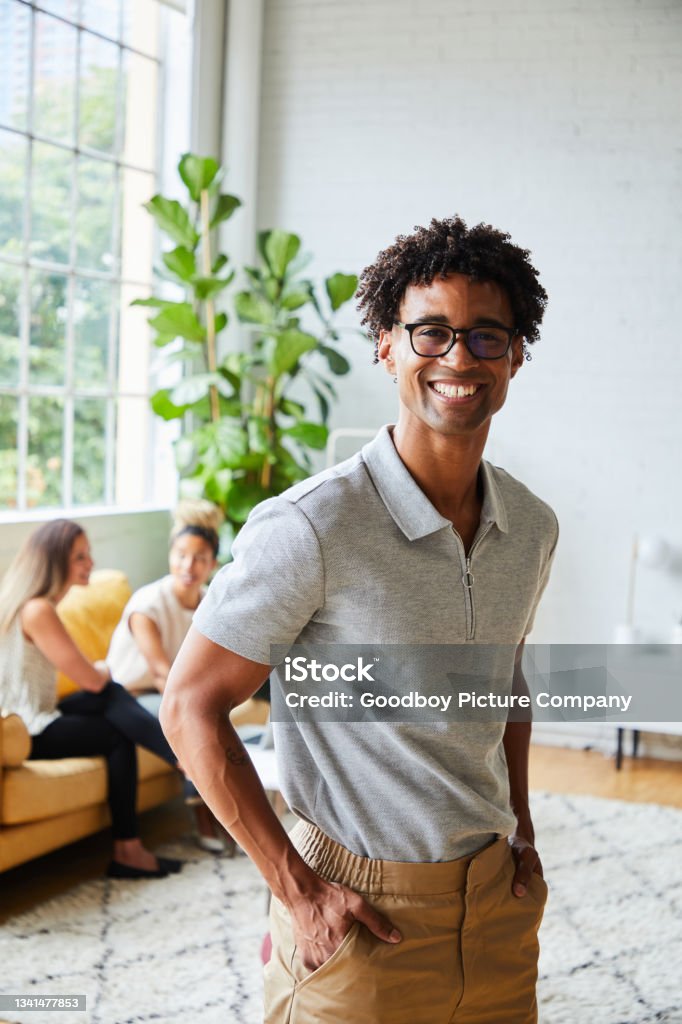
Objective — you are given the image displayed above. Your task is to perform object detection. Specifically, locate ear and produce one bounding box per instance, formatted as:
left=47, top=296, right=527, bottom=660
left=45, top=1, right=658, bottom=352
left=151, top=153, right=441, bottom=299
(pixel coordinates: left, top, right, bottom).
left=377, top=327, right=396, bottom=377
left=509, top=335, right=524, bottom=378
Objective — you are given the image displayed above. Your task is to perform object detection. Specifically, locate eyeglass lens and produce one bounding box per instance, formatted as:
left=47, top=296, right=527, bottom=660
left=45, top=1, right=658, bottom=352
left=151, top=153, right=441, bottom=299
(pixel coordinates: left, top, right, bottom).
left=410, top=324, right=510, bottom=359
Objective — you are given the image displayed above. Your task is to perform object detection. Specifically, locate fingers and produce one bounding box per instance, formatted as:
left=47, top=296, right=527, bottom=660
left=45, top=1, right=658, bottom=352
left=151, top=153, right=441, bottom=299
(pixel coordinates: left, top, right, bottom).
left=352, top=896, right=401, bottom=944
left=512, top=847, right=543, bottom=898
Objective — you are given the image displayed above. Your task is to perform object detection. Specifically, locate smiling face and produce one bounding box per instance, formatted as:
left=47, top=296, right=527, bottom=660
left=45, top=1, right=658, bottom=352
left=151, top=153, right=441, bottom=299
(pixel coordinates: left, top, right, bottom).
left=378, top=273, right=524, bottom=441
left=169, top=532, right=216, bottom=595
left=66, top=532, right=94, bottom=588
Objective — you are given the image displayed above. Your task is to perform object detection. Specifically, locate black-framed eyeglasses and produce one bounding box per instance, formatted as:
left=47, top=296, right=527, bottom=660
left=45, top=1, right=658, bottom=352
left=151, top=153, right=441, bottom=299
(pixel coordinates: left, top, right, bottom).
left=394, top=321, right=518, bottom=360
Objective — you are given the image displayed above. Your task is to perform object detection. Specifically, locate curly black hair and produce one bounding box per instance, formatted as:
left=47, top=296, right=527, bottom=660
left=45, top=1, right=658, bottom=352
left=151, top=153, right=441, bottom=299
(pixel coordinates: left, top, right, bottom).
left=356, top=215, right=548, bottom=363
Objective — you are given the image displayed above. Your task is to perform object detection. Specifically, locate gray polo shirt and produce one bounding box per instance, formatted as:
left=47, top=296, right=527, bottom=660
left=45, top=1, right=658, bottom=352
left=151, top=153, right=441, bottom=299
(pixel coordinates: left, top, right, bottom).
left=194, top=425, right=558, bottom=862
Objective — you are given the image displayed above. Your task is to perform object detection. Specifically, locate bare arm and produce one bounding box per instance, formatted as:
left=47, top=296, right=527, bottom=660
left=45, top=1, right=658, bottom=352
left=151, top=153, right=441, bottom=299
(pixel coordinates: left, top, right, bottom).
left=503, top=639, right=542, bottom=896
left=161, top=625, right=401, bottom=969
left=128, top=612, right=172, bottom=693
left=21, top=599, right=108, bottom=693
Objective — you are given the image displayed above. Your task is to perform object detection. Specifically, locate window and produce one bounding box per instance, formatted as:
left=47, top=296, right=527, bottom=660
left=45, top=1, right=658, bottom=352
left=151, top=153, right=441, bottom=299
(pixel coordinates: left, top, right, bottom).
left=0, top=0, right=189, bottom=512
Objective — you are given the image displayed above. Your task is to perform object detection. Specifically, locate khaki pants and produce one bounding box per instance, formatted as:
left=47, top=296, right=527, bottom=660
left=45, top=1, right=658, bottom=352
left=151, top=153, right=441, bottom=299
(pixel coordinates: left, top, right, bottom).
left=264, top=821, right=547, bottom=1024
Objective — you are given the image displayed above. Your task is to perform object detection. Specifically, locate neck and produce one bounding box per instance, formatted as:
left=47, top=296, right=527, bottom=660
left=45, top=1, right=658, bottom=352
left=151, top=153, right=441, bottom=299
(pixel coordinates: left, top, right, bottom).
left=51, top=583, right=71, bottom=606
left=391, top=418, right=489, bottom=522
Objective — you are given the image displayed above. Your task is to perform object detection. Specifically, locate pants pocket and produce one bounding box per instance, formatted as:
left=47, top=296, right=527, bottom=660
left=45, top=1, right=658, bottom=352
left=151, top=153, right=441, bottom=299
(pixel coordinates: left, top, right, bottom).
left=291, top=920, right=361, bottom=990
left=526, top=870, right=549, bottom=908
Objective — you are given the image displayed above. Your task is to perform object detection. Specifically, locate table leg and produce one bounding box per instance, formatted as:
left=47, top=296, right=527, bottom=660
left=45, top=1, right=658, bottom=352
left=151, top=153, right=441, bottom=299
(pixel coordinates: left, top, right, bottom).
left=616, top=727, right=624, bottom=770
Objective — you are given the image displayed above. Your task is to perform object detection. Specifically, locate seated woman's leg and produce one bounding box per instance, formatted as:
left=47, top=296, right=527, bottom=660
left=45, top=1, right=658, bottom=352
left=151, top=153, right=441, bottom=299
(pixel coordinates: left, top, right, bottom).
left=30, top=714, right=138, bottom=840
left=59, top=683, right=199, bottom=801
left=31, top=714, right=180, bottom=875
left=59, top=683, right=177, bottom=767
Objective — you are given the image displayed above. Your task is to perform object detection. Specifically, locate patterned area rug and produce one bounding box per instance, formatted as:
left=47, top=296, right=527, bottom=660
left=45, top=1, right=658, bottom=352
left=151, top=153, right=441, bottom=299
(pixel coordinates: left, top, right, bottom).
left=1, top=792, right=681, bottom=1024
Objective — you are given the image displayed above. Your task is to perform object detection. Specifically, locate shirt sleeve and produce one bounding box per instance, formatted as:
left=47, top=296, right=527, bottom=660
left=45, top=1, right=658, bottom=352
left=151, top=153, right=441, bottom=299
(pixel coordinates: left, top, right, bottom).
left=523, top=512, right=559, bottom=637
left=123, top=581, right=163, bottom=631
left=192, top=497, right=325, bottom=665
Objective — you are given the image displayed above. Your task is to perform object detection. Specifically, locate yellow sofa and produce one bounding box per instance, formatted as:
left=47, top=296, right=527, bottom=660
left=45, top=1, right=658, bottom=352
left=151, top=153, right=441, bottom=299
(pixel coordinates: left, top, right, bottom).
left=0, top=570, right=268, bottom=873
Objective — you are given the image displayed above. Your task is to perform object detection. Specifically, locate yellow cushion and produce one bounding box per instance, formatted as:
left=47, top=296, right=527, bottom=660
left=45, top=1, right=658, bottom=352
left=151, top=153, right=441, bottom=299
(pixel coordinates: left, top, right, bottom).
left=0, top=713, right=32, bottom=767
left=1, top=748, right=174, bottom=825
left=56, top=569, right=131, bottom=699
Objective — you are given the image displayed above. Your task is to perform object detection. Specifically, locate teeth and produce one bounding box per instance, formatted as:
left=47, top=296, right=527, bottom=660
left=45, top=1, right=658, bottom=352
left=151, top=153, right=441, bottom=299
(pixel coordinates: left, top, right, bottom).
left=433, top=382, right=479, bottom=398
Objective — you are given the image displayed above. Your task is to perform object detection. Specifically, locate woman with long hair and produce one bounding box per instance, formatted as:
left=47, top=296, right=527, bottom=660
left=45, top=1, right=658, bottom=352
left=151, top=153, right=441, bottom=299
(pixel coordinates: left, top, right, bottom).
left=0, top=519, right=190, bottom=879
left=107, top=500, right=227, bottom=852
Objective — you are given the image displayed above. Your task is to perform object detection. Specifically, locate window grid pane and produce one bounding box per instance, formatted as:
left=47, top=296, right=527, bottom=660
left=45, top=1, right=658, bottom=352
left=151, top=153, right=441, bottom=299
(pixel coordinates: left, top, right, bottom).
left=0, top=394, right=19, bottom=509
left=0, top=0, right=177, bottom=513
left=27, top=393, right=64, bottom=507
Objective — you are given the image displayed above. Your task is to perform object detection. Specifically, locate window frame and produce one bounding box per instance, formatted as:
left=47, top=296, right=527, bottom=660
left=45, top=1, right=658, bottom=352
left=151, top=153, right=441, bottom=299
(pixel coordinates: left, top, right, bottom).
left=0, top=0, right=177, bottom=515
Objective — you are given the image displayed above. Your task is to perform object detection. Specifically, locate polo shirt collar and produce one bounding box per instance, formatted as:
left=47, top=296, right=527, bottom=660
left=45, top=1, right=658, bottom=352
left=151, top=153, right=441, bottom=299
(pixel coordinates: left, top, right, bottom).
left=362, top=425, right=509, bottom=541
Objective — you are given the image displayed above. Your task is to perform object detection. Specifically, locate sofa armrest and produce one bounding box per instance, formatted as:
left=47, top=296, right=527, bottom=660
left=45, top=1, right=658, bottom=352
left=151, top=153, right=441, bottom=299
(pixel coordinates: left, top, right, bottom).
left=230, top=698, right=270, bottom=731
left=0, top=713, right=32, bottom=767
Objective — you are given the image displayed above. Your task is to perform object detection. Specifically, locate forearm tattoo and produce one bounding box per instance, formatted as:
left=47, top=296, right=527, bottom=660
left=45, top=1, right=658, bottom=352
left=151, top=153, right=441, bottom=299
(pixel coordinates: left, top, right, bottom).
left=226, top=744, right=248, bottom=766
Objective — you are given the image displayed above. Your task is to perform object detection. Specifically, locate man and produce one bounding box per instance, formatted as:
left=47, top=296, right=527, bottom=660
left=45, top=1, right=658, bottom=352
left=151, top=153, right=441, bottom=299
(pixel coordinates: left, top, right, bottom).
left=161, top=215, right=559, bottom=1023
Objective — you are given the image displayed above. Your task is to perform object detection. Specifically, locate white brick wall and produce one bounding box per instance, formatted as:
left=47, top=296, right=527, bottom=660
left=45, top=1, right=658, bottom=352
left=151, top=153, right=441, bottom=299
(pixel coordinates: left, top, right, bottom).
left=256, top=0, right=682, bottom=645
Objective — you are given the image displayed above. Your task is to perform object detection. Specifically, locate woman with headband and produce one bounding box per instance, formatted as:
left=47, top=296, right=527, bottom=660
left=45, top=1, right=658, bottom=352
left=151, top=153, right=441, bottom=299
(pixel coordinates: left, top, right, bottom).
left=107, top=500, right=226, bottom=852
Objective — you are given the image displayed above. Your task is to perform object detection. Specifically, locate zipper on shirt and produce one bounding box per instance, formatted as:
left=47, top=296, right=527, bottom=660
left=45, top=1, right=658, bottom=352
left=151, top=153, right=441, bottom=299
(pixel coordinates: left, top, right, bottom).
left=452, top=524, right=492, bottom=640
left=462, top=555, right=475, bottom=639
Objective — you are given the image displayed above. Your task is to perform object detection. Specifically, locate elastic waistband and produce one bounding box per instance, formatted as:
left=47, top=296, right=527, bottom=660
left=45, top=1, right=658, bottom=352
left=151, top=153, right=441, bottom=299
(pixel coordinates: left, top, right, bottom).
left=290, top=820, right=510, bottom=896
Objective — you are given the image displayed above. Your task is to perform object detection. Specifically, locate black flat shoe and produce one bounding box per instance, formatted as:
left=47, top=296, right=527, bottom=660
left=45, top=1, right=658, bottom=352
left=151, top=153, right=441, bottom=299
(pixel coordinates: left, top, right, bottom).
left=157, top=856, right=183, bottom=873
left=106, top=860, right=169, bottom=880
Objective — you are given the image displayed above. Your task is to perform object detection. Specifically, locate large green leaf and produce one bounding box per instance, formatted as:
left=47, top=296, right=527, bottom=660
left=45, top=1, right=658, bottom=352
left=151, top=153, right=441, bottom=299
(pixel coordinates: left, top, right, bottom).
left=248, top=416, right=271, bottom=454
left=178, top=153, right=220, bottom=201
left=203, top=468, right=233, bottom=505
left=279, top=398, right=305, bottom=420
left=194, top=274, right=234, bottom=300
left=319, top=344, right=351, bottom=375
left=282, top=422, right=329, bottom=449
left=171, top=373, right=234, bottom=406
left=144, top=195, right=198, bottom=248
left=243, top=267, right=263, bottom=291
left=311, top=384, right=330, bottom=423
left=149, top=303, right=205, bottom=342
left=162, top=246, right=196, bottom=282
left=263, top=230, right=301, bottom=280
left=263, top=275, right=280, bottom=303
left=150, top=388, right=189, bottom=421
left=281, top=285, right=312, bottom=311
left=131, top=296, right=174, bottom=309
left=226, top=479, right=269, bottom=523
left=234, top=291, right=274, bottom=325
left=210, top=194, right=242, bottom=228
left=214, top=419, right=249, bottom=466
left=325, top=272, right=358, bottom=311
left=174, top=437, right=196, bottom=471
left=269, top=329, right=317, bottom=376
left=171, top=375, right=212, bottom=406
left=272, top=444, right=309, bottom=483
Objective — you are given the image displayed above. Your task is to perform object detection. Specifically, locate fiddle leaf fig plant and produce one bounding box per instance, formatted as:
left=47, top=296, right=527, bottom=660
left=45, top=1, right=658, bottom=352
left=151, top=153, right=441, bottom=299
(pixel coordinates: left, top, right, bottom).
left=135, top=153, right=359, bottom=546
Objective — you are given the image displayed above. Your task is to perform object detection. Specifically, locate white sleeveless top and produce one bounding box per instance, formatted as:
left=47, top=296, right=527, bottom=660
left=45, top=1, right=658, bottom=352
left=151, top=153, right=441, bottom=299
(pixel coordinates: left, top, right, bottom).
left=0, top=616, right=61, bottom=736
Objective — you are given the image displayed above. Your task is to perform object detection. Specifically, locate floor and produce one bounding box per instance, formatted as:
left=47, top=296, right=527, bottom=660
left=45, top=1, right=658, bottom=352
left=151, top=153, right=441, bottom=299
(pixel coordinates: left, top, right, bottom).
left=1, top=743, right=681, bottom=922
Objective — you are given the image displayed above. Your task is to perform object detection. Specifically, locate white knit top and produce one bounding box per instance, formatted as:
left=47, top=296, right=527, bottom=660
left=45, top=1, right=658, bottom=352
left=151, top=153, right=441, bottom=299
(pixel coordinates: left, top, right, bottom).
left=0, top=615, right=61, bottom=736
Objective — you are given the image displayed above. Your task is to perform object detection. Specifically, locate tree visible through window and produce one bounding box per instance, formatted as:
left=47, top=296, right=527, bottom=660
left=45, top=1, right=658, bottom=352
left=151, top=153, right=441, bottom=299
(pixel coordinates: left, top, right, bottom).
left=0, top=0, right=187, bottom=511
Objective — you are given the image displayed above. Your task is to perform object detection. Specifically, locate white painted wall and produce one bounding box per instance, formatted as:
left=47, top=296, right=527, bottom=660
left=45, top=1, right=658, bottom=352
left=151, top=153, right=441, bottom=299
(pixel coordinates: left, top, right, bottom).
left=0, top=511, right=171, bottom=591
left=256, top=0, right=682, bottom=647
